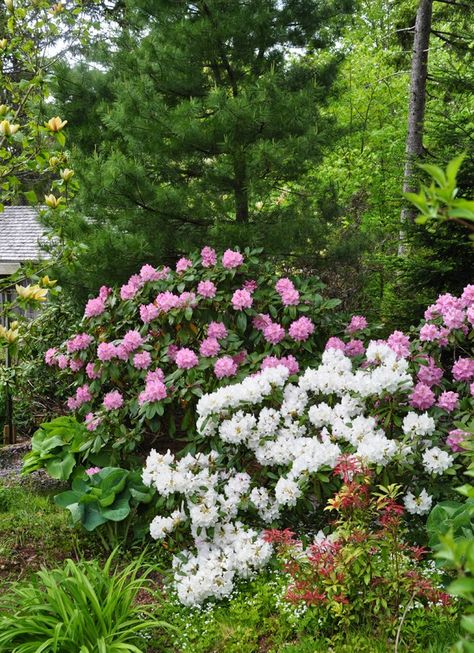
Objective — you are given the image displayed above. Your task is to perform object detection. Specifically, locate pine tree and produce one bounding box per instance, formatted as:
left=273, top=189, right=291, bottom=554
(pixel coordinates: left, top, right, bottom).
left=56, top=0, right=353, bottom=290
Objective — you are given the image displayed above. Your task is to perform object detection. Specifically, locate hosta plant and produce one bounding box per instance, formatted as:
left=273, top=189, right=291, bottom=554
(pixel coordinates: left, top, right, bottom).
left=0, top=553, right=171, bottom=653
left=43, top=247, right=340, bottom=459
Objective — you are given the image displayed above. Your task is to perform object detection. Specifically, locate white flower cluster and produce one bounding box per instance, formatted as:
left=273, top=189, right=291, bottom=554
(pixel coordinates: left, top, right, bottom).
left=143, top=346, right=454, bottom=605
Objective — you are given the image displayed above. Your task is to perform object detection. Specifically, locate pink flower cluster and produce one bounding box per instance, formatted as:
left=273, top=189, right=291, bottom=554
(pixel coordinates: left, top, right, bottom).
left=84, top=296, right=106, bottom=318
left=201, top=246, right=217, bottom=268
left=214, top=355, right=238, bottom=379
left=198, top=280, right=217, bottom=298
left=261, top=355, right=299, bottom=375
left=289, top=316, right=315, bottom=342
left=420, top=286, right=474, bottom=345
left=175, top=348, right=199, bottom=369
left=232, top=288, right=253, bottom=311
left=133, top=351, right=152, bottom=370
left=200, top=337, right=221, bottom=357
left=346, top=315, right=367, bottom=334
left=139, top=369, right=167, bottom=405
left=121, top=274, right=142, bottom=301
left=67, top=383, right=92, bottom=411
left=176, top=258, right=192, bottom=274
left=66, top=333, right=94, bottom=354
left=103, top=390, right=124, bottom=411
left=208, top=322, right=228, bottom=339
left=275, top=278, right=300, bottom=306
left=222, top=249, right=244, bottom=269
left=452, top=357, right=474, bottom=382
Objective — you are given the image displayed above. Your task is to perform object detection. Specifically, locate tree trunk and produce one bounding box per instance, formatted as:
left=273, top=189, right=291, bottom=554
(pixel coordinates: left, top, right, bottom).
left=399, top=0, right=433, bottom=255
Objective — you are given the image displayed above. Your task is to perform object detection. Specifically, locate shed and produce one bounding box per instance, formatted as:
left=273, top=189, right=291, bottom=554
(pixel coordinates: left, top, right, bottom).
left=0, top=206, right=48, bottom=276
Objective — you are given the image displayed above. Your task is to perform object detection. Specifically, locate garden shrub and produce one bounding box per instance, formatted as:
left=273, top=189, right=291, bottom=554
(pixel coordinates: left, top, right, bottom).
left=142, top=286, right=473, bottom=605
left=43, top=247, right=340, bottom=461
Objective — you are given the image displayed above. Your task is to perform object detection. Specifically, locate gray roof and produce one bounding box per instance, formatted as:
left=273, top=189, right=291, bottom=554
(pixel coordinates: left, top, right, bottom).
left=0, top=206, right=49, bottom=265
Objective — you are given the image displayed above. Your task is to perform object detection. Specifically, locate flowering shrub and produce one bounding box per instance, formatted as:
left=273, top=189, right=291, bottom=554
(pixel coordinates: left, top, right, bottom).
left=43, top=247, right=339, bottom=458
left=267, top=475, right=451, bottom=636
left=142, top=286, right=473, bottom=605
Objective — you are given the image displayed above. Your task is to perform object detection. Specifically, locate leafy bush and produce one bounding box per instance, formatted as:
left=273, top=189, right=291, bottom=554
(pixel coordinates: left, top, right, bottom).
left=0, top=553, right=171, bottom=653
left=43, top=247, right=340, bottom=460
left=142, top=286, right=473, bottom=604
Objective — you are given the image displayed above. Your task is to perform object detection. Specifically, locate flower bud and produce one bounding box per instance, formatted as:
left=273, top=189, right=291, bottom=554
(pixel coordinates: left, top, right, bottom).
left=40, top=275, right=57, bottom=287
left=60, top=168, right=74, bottom=182
left=15, top=284, right=48, bottom=302
left=4, top=0, right=14, bottom=13
left=49, top=156, right=60, bottom=167
left=45, top=116, right=67, bottom=132
left=44, top=193, right=62, bottom=208
left=0, top=39, right=8, bottom=49
left=0, top=120, right=20, bottom=136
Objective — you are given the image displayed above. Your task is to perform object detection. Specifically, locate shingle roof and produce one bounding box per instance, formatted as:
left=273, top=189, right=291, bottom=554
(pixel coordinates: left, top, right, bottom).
left=0, top=206, right=49, bottom=263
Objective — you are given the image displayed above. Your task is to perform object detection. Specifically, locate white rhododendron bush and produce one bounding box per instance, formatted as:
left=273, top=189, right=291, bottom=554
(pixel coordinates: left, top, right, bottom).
left=143, top=285, right=473, bottom=605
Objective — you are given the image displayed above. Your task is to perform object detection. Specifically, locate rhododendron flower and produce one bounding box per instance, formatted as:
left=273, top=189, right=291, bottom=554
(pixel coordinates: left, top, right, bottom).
left=419, top=323, right=439, bottom=342
left=346, top=315, right=367, bottom=334
left=460, top=284, right=474, bottom=307
left=177, top=291, right=196, bottom=307
left=207, top=322, right=228, bottom=339
left=120, top=276, right=141, bottom=301
left=45, top=347, right=57, bottom=365
left=201, top=246, right=217, bottom=267
left=69, top=358, right=84, bottom=372
left=176, top=257, right=192, bottom=273
left=222, top=249, right=244, bottom=269
left=231, top=288, right=253, bottom=310
left=344, top=339, right=365, bottom=357
left=139, top=380, right=167, bottom=405
left=243, top=279, right=257, bottom=293
left=67, top=396, right=79, bottom=411
left=85, top=413, right=101, bottom=432
left=103, top=390, right=124, bottom=410
left=403, top=489, right=432, bottom=515
left=289, top=316, right=314, bottom=342
left=84, top=296, right=105, bottom=318
left=122, top=329, right=145, bottom=353
left=139, top=264, right=160, bottom=282
left=97, top=342, right=118, bottom=362
left=140, top=303, right=159, bottom=323
left=422, top=447, right=453, bottom=475
left=275, top=278, right=300, bottom=306
left=214, top=355, right=238, bottom=378
left=409, top=383, right=435, bottom=410
left=447, top=429, right=469, bottom=452
left=85, top=466, right=102, bottom=476
left=443, top=307, right=465, bottom=330
left=437, top=391, right=459, bottom=412
left=452, top=357, right=474, bottom=382
left=467, top=305, right=474, bottom=326
left=133, top=350, right=152, bottom=369
left=116, top=345, right=130, bottom=361
left=197, top=280, right=217, bottom=298
left=156, top=291, right=180, bottom=312
left=57, top=354, right=69, bottom=369
left=263, top=322, right=285, bottom=344
left=232, top=350, right=248, bottom=366
left=66, top=333, right=94, bottom=353
left=325, top=337, right=345, bottom=352
left=86, top=362, right=101, bottom=379
left=167, top=344, right=179, bottom=361
left=146, top=368, right=165, bottom=383
left=417, top=358, right=443, bottom=387
left=99, top=286, right=111, bottom=300
left=261, top=355, right=299, bottom=375
left=253, top=313, right=272, bottom=330
left=387, top=331, right=410, bottom=358
left=175, top=348, right=199, bottom=369
left=200, top=337, right=221, bottom=357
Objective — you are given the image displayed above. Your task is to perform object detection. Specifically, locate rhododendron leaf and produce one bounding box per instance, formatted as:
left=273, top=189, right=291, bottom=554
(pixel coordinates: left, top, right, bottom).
left=237, top=312, right=247, bottom=333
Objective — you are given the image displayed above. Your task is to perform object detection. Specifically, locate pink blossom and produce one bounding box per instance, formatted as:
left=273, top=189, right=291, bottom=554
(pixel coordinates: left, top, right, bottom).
left=201, top=246, right=217, bottom=268
left=253, top=313, right=272, bottom=330
left=261, top=355, right=299, bottom=375
left=116, top=345, right=130, bottom=361
left=99, top=286, right=111, bottom=300
left=140, top=303, right=159, bottom=323
left=86, top=362, right=101, bottom=380
left=452, top=357, right=474, bottom=382
left=467, top=306, right=474, bottom=326
left=346, top=315, right=367, bottom=334
left=176, top=257, right=192, bottom=273
left=57, top=354, right=69, bottom=370
left=345, top=339, right=365, bottom=357
left=437, top=391, right=459, bottom=412
left=122, top=330, right=144, bottom=353
left=97, top=342, right=118, bottom=362
left=409, top=383, right=435, bottom=410
left=325, top=337, right=345, bottom=352
left=222, top=249, right=244, bottom=269
left=208, top=322, right=228, bottom=339
left=103, top=390, right=124, bottom=411
left=69, top=358, right=84, bottom=372
left=263, top=322, right=285, bottom=344
left=232, top=350, right=248, bottom=366
left=167, top=344, right=179, bottom=361
left=471, top=382, right=474, bottom=397
left=139, top=380, right=167, bottom=405
left=140, top=264, right=160, bottom=282
left=76, top=383, right=92, bottom=405
left=120, top=279, right=140, bottom=301
left=417, top=358, right=443, bottom=387
left=280, top=288, right=300, bottom=306
left=197, top=280, right=217, bottom=298
left=84, top=296, right=105, bottom=318
left=156, top=266, right=171, bottom=280
left=275, top=278, right=294, bottom=294
left=443, top=308, right=465, bottom=330
left=85, top=466, right=102, bottom=475
left=67, top=396, right=79, bottom=411
left=146, top=368, right=165, bottom=384
left=133, top=351, right=152, bottom=370
left=156, top=291, right=180, bottom=312
left=461, top=284, right=474, bottom=308
left=214, top=355, right=238, bottom=379
left=232, top=288, right=253, bottom=310
left=178, top=291, right=197, bottom=307
left=175, top=348, right=199, bottom=369
left=45, top=348, right=57, bottom=366
left=66, top=333, right=94, bottom=353
left=289, top=316, right=315, bottom=342
left=447, top=429, right=469, bottom=452
left=200, top=337, right=221, bottom=357
left=85, top=413, right=101, bottom=432
left=419, top=324, right=439, bottom=342
left=387, top=331, right=410, bottom=358
left=243, top=279, right=257, bottom=293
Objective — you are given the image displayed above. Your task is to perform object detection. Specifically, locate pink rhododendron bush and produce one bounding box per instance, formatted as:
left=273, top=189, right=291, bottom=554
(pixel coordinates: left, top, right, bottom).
left=142, top=286, right=473, bottom=605
left=44, top=247, right=340, bottom=460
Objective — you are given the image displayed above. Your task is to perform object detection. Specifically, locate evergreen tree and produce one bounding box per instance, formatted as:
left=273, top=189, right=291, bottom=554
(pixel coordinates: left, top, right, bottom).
left=55, top=0, right=353, bottom=292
